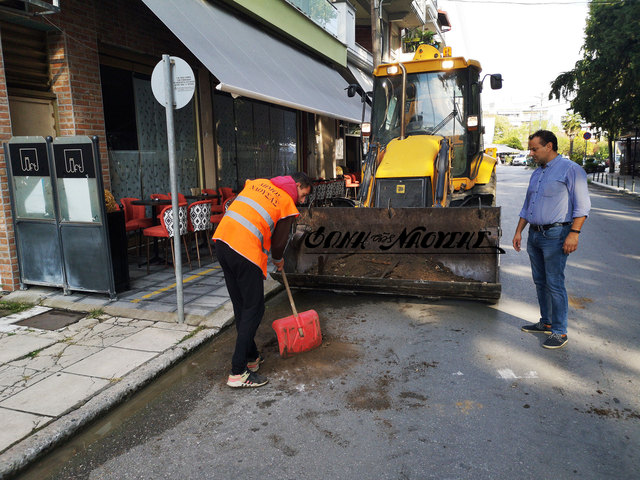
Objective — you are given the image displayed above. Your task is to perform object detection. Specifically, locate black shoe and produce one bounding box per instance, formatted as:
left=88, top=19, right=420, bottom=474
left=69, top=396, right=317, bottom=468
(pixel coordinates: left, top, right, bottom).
left=521, top=321, right=552, bottom=334
left=227, top=370, right=269, bottom=388
left=543, top=333, right=568, bottom=349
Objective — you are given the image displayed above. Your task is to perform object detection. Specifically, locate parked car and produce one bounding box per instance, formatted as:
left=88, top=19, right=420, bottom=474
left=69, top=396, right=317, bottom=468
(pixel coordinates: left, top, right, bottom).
left=511, top=155, right=528, bottom=166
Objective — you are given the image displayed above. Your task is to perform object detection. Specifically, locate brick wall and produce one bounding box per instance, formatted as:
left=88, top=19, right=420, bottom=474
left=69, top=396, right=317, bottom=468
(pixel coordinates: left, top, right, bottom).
left=0, top=35, right=18, bottom=290
left=0, top=0, right=203, bottom=291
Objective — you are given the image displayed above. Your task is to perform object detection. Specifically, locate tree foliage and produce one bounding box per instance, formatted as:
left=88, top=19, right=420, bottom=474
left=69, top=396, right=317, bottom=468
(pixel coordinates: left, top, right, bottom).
left=561, top=113, right=584, bottom=159
left=550, top=1, right=640, bottom=151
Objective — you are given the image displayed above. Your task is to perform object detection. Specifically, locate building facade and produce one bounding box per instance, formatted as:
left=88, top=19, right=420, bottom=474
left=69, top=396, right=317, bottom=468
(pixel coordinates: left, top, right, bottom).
left=0, top=0, right=446, bottom=292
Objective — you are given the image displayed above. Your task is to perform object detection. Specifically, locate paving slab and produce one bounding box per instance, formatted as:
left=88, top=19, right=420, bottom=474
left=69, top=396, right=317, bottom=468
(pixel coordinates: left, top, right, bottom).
left=62, top=347, right=157, bottom=379
left=7, top=343, right=102, bottom=374
left=112, top=327, right=189, bottom=352
left=0, top=372, right=111, bottom=417
left=0, top=365, right=50, bottom=402
left=0, top=409, right=51, bottom=452
left=0, top=335, right=59, bottom=365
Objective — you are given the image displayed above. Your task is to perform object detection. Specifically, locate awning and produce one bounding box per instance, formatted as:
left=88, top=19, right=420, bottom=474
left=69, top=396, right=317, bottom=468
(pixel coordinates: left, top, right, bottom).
left=348, top=64, right=373, bottom=93
left=141, top=0, right=363, bottom=123
left=347, top=63, right=372, bottom=122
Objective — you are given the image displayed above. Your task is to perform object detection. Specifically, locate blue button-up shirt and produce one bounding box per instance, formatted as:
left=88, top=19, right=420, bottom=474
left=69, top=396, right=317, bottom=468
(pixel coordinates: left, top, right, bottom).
left=519, top=154, right=591, bottom=225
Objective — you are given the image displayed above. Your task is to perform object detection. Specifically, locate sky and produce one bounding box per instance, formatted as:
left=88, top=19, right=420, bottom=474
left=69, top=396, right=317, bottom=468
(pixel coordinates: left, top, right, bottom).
left=439, top=0, right=590, bottom=125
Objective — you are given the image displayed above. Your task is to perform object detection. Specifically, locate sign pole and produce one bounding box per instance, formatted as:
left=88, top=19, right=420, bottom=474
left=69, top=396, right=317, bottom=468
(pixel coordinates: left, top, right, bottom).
left=162, top=54, right=184, bottom=324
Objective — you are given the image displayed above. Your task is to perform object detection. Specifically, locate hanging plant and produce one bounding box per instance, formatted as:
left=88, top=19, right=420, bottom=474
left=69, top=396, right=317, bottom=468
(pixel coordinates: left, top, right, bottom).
left=403, top=29, right=437, bottom=53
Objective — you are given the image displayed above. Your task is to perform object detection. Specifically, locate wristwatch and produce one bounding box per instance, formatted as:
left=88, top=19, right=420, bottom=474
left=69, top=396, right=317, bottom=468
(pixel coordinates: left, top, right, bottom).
left=569, top=229, right=581, bottom=234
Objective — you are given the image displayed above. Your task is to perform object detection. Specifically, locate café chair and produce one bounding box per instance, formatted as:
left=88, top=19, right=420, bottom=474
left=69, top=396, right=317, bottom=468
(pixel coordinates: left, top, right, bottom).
left=142, top=204, right=191, bottom=274
left=168, top=192, right=187, bottom=204
left=188, top=200, right=214, bottom=267
left=345, top=174, right=360, bottom=198
left=150, top=193, right=170, bottom=221
left=219, top=187, right=235, bottom=204
left=203, top=188, right=223, bottom=214
left=120, top=197, right=153, bottom=262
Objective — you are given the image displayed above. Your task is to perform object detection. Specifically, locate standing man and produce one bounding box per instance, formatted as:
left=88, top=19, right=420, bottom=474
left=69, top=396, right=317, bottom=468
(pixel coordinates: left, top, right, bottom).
left=213, top=173, right=312, bottom=387
left=512, top=130, right=591, bottom=349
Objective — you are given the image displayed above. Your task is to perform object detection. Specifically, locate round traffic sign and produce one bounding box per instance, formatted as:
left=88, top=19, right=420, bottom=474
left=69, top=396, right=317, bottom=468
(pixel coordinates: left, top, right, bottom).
left=583, top=132, right=592, bottom=140
left=151, top=56, right=195, bottom=110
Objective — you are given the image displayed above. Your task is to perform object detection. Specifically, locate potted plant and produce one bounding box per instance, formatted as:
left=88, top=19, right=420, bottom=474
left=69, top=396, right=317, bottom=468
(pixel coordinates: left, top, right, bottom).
left=403, top=29, right=437, bottom=53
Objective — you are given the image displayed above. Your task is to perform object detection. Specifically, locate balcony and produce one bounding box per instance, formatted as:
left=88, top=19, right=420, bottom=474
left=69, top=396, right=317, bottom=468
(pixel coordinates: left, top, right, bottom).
left=285, top=0, right=338, bottom=38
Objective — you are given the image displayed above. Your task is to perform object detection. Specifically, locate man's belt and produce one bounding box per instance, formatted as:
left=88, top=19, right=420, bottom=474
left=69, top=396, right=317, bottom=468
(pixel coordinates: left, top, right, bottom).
left=529, top=222, right=572, bottom=232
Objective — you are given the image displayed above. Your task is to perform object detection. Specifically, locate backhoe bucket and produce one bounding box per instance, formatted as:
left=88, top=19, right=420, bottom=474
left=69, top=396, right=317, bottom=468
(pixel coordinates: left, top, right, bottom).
left=272, top=206, right=502, bottom=302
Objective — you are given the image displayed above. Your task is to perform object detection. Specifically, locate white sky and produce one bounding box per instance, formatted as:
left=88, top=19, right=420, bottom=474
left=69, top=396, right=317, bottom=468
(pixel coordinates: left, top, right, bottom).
left=439, top=0, right=589, bottom=125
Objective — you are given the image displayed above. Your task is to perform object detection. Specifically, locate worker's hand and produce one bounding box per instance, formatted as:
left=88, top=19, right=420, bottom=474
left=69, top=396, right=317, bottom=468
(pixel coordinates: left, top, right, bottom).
left=563, top=232, right=579, bottom=254
left=273, top=258, right=284, bottom=271
left=512, top=232, right=522, bottom=252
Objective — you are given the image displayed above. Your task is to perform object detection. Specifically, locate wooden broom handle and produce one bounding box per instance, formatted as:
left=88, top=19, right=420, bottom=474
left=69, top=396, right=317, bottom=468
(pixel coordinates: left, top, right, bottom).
left=281, top=270, right=304, bottom=337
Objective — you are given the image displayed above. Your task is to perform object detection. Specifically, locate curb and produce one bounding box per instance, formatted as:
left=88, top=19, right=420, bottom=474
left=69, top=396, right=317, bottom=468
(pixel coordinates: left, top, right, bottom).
left=0, top=325, right=222, bottom=479
left=0, top=279, right=285, bottom=479
left=589, top=180, right=640, bottom=200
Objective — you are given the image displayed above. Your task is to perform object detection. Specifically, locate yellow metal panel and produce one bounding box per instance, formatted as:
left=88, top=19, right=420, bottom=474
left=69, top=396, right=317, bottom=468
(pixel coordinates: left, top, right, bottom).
left=374, top=57, right=482, bottom=77
left=375, top=136, right=440, bottom=178
left=475, top=154, right=497, bottom=184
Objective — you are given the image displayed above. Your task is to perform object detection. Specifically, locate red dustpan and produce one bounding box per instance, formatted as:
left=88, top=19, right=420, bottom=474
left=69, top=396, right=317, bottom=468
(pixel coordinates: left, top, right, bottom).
left=272, top=270, right=322, bottom=358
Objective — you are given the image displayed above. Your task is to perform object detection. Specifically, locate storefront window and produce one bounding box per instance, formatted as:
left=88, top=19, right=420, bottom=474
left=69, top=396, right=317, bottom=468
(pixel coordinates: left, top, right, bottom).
left=213, top=91, right=298, bottom=189
left=101, top=65, right=199, bottom=201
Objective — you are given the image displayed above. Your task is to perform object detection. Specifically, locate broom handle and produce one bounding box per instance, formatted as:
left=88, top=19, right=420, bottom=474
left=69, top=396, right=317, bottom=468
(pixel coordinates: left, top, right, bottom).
left=281, top=270, right=304, bottom=337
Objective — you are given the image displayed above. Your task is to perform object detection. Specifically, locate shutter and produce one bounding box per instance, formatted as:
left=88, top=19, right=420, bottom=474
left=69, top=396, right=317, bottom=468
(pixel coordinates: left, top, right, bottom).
left=1, top=21, right=50, bottom=93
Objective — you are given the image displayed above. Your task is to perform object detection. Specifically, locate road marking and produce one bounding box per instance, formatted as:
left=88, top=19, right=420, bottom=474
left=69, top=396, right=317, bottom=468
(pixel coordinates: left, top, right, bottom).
left=129, top=267, right=221, bottom=303
left=497, top=368, right=538, bottom=379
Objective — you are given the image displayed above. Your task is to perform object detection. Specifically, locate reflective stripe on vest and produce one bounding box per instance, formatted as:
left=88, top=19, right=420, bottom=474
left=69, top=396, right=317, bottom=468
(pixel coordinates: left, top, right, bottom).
left=213, top=179, right=299, bottom=277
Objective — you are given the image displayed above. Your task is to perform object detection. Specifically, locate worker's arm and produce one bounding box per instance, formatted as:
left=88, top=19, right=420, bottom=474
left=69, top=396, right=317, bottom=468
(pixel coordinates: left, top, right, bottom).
left=512, top=217, right=528, bottom=253
left=271, top=216, right=295, bottom=271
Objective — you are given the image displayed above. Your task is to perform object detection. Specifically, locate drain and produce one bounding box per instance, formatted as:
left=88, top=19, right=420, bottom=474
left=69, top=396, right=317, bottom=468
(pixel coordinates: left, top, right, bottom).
left=15, top=309, right=86, bottom=331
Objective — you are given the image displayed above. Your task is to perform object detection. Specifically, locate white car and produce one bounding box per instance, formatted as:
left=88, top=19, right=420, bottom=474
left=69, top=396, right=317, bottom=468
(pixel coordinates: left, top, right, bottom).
left=511, top=155, right=528, bottom=166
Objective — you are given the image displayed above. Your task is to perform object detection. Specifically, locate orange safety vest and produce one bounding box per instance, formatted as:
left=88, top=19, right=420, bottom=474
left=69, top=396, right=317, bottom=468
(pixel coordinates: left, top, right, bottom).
left=213, top=179, right=299, bottom=277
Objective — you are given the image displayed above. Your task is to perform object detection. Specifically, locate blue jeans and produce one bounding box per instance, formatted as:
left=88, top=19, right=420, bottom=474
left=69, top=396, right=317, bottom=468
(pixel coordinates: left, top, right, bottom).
left=527, top=224, right=570, bottom=335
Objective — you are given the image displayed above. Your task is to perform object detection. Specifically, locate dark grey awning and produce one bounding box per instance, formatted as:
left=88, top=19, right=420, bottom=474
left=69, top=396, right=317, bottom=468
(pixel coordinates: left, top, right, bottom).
left=142, top=0, right=362, bottom=123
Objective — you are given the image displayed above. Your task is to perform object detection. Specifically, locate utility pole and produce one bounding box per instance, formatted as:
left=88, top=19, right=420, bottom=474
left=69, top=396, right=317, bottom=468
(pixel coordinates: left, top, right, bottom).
left=371, top=0, right=380, bottom=68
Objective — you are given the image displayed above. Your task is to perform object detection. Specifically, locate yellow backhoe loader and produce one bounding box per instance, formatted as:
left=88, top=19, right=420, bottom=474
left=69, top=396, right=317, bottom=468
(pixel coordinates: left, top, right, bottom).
left=273, top=45, right=504, bottom=302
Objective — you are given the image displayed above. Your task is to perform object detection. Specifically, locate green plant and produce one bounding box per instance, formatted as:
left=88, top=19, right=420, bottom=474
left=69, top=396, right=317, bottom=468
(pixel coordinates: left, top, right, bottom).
left=0, top=300, right=33, bottom=314
left=87, top=308, right=105, bottom=319
left=403, top=29, right=437, bottom=52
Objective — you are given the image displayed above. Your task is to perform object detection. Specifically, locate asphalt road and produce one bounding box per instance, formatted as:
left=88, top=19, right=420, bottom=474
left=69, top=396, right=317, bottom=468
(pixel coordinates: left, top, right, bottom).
left=18, top=165, right=640, bottom=480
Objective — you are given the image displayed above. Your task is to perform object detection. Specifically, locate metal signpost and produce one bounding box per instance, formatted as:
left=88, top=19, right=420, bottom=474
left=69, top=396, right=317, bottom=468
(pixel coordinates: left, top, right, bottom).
left=151, top=55, right=196, bottom=323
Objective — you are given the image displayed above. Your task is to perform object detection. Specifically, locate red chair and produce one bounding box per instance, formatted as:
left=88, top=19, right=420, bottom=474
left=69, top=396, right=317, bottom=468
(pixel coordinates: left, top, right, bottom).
left=142, top=204, right=192, bottom=274
left=219, top=187, right=235, bottom=204
left=188, top=200, right=214, bottom=267
left=203, top=188, right=224, bottom=214
left=344, top=174, right=360, bottom=198
left=168, top=192, right=187, bottom=204
left=120, top=198, right=153, bottom=261
left=210, top=194, right=236, bottom=231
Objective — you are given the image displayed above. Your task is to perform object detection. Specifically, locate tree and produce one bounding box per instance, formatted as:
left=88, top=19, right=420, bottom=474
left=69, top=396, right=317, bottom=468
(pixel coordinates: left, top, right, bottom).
left=549, top=1, right=640, bottom=172
left=502, top=136, right=523, bottom=150
left=561, top=113, right=583, bottom=160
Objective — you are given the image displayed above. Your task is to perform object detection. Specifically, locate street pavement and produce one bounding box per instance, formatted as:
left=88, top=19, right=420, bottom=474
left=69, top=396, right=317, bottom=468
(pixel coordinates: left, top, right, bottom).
left=0, top=259, right=281, bottom=479
left=0, top=169, right=636, bottom=479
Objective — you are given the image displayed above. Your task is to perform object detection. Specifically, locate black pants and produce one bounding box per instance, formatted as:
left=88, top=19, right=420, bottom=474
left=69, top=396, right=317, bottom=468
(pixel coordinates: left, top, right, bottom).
left=215, top=241, right=265, bottom=375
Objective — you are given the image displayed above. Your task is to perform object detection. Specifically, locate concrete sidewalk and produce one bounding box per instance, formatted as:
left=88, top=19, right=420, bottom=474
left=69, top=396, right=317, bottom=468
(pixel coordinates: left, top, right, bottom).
left=0, top=260, right=282, bottom=479
left=588, top=171, right=640, bottom=199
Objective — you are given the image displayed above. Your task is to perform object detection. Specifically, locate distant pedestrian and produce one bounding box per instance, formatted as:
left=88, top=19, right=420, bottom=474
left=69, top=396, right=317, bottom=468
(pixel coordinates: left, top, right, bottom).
left=213, top=173, right=312, bottom=387
left=512, top=130, right=591, bottom=349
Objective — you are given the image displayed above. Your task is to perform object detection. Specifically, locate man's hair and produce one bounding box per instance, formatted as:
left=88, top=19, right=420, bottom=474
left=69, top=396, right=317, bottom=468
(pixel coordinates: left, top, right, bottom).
left=291, top=171, right=313, bottom=191
left=529, top=129, right=558, bottom=152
